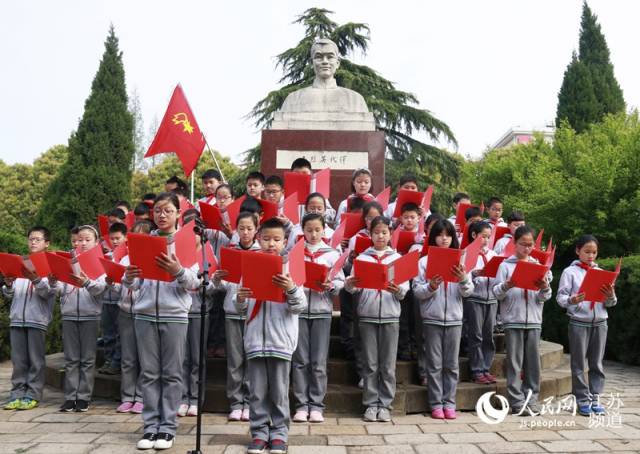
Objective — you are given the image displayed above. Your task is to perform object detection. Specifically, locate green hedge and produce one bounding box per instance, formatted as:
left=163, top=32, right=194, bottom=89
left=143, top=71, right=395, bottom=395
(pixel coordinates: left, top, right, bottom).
left=542, top=254, right=640, bottom=366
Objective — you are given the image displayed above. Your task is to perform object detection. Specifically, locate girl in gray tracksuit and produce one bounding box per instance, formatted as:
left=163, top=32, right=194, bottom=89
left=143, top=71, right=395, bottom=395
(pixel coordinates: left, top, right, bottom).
left=493, top=226, right=552, bottom=414
left=292, top=213, right=345, bottom=422
left=556, top=235, right=616, bottom=415
left=412, top=219, right=473, bottom=418
left=345, top=216, right=409, bottom=422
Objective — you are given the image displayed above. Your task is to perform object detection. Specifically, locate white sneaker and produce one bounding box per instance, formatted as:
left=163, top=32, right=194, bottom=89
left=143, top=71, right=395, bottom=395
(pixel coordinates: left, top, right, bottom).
left=153, top=433, right=174, bottom=450
left=136, top=433, right=157, bottom=450
left=377, top=407, right=391, bottom=422
left=241, top=408, right=250, bottom=421
left=309, top=410, right=324, bottom=423
left=357, top=378, right=364, bottom=389
left=177, top=404, right=188, bottom=417
left=363, top=406, right=378, bottom=422
left=292, top=410, right=308, bottom=422
left=186, top=404, right=198, bottom=416
left=228, top=409, right=242, bottom=421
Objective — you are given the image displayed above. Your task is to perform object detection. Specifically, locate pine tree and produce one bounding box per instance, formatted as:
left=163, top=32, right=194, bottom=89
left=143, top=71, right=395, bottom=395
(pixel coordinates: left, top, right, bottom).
left=556, top=2, right=625, bottom=131
left=37, top=26, right=134, bottom=243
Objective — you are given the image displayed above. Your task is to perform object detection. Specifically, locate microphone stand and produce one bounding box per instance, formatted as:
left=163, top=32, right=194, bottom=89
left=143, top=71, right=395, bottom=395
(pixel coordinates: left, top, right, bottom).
left=188, top=222, right=209, bottom=454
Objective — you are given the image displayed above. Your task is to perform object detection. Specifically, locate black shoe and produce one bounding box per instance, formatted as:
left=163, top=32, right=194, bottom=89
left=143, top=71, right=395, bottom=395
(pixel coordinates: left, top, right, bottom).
left=136, top=432, right=158, bottom=450
left=154, top=432, right=175, bottom=450
left=75, top=400, right=89, bottom=412
left=60, top=400, right=76, bottom=412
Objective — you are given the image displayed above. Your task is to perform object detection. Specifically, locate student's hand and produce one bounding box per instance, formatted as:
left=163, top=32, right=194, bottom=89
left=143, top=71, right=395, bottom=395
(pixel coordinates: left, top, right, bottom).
left=47, top=273, right=58, bottom=287
left=345, top=275, right=360, bottom=289
left=600, top=283, right=615, bottom=299
left=213, top=269, right=228, bottom=284
left=535, top=278, right=549, bottom=290
left=105, top=276, right=114, bottom=286
left=386, top=281, right=401, bottom=295
left=348, top=250, right=358, bottom=261
left=124, top=265, right=142, bottom=281
left=273, top=273, right=295, bottom=292
left=21, top=266, right=39, bottom=282
left=428, top=275, right=443, bottom=291
left=318, top=279, right=333, bottom=291
left=340, top=238, right=350, bottom=250
left=570, top=293, right=585, bottom=305
left=503, top=280, right=515, bottom=290
left=69, top=271, right=89, bottom=287
left=221, top=223, right=233, bottom=239
left=276, top=215, right=290, bottom=225
left=451, top=264, right=466, bottom=281
left=156, top=252, right=182, bottom=276
left=237, top=287, right=254, bottom=303
left=2, top=275, right=15, bottom=287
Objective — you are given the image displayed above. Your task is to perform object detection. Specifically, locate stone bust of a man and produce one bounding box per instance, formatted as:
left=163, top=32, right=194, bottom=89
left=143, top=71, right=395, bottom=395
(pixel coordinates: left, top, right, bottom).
left=272, top=38, right=375, bottom=130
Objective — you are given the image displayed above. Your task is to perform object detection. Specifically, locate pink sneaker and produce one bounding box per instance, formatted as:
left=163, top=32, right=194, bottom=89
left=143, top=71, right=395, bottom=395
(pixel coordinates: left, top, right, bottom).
left=309, top=410, right=324, bottom=423
left=431, top=408, right=445, bottom=419
left=293, top=410, right=308, bottom=422
left=187, top=405, right=198, bottom=416
left=177, top=403, right=189, bottom=417
left=444, top=408, right=457, bottom=419
left=130, top=402, right=143, bottom=414
left=228, top=409, right=242, bottom=421
left=241, top=408, right=250, bottom=421
left=116, top=401, right=134, bottom=413
left=484, top=372, right=497, bottom=383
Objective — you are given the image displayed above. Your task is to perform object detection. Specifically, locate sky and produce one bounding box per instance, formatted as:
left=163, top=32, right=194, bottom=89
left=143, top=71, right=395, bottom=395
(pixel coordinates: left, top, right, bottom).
left=1, top=1, right=638, bottom=166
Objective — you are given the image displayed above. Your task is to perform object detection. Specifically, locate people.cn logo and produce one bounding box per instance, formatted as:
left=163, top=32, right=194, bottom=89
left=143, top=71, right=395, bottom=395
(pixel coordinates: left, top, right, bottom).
left=476, top=391, right=510, bottom=425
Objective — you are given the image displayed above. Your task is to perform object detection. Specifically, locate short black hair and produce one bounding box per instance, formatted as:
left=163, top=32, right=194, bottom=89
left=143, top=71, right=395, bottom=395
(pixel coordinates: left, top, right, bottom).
left=370, top=215, right=391, bottom=232
left=349, top=197, right=366, bottom=212
left=362, top=201, right=384, bottom=219
left=166, top=175, right=188, bottom=191
left=467, top=221, right=491, bottom=245
left=487, top=197, right=503, bottom=208
left=291, top=158, right=312, bottom=171
left=507, top=211, right=525, bottom=224
left=453, top=192, right=470, bottom=204
left=134, top=203, right=150, bottom=216
left=305, top=192, right=326, bottom=209
left=246, top=171, right=265, bottom=184
left=514, top=225, right=535, bottom=242
left=215, top=183, right=234, bottom=198
left=400, top=202, right=422, bottom=215
left=132, top=220, right=156, bottom=234
left=143, top=193, right=156, bottom=201
left=575, top=234, right=599, bottom=251
left=27, top=226, right=50, bottom=242
left=464, top=206, right=482, bottom=221
left=398, top=174, right=418, bottom=187
left=172, top=187, right=188, bottom=198
left=301, top=212, right=325, bottom=229
left=201, top=169, right=222, bottom=181
left=239, top=196, right=262, bottom=215
left=428, top=220, right=460, bottom=249
left=70, top=226, right=80, bottom=235
left=236, top=211, right=259, bottom=229
left=424, top=212, right=444, bottom=229
left=265, top=175, right=284, bottom=188
left=108, top=223, right=127, bottom=235
left=259, top=217, right=286, bottom=234
left=114, top=200, right=131, bottom=211
left=182, top=208, right=201, bottom=225
left=107, top=208, right=126, bottom=220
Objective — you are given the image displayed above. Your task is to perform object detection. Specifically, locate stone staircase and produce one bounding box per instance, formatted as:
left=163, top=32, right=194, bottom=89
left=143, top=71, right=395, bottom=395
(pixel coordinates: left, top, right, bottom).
left=44, top=317, right=572, bottom=414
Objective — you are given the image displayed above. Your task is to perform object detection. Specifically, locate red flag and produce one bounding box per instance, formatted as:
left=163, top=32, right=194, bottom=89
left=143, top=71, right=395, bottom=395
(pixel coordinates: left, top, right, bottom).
left=145, top=84, right=205, bottom=177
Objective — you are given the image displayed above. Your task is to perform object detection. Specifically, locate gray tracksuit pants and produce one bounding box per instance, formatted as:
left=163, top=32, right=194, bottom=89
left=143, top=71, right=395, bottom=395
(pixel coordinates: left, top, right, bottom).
left=569, top=323, right=607, bottom=406
left=464, top=301, right=497, bottom=375
left=182, top=315, right=209, bottom=406
left=292, top=317, right=331, bottom=412
left=225, top=318, right=249, bottom=411
left=135, top=320, right=187, bottom=436
left=359, top=322, right=399, bottom=410
left=423, top=324, right=462, bottom=410
left=414, top=299, right=426, bottom=380
left=62, top=320, right=99, bottom=402
left=9, top=327, right=47, bottom=401
left=248, top=357, right=291, bottom=442
left=505, top=328, right=541, bottom=409
left=118, top=311, right=142, bottom=403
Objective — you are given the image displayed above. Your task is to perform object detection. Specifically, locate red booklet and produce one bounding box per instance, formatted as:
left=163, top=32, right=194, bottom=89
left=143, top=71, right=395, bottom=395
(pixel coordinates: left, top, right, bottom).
left=173, top=221, right=198, bottom=268
left=77, top=244, right=105, bottom=280
left=125, top=211, right=135, bottom=230
left=530, top=247, right=555, bottom=267
left=98, top=215, right=112, bottom=249
left=463, top=235, right=484, bottom=273
left=354, top=235, right=373, bottom=254
left=501, top=239, right=516, bottom=257
left=99, top=257, right=126, bottom=283
left=0, top=253, right=27, bottom=278
left=331, top=222, right=346, bottom=249
left=225, top=195, right=245, bottom=230
left=242, top=251, right=284, bottom=302
left=578, top=260, right=620, bottom=305
left=282, top=193, right=300, bottom=225
left=287, top=239, right=306, bottom=287
left=454, top=202, right=484, bottom=228
left=489, top=226, right=511, bottom=249
left=340, top=212, right=366, bottom=239
left=311, top=168, right=331, bottom=199
left=392, top=229, right=417, bottom=255
left=422, top=185, right=434, bottom=212
left=510, top=260, right=549, bottom=291
left=284, top=172, right=311, bottom=204
left=425, top=247, right=463, bottom=283
left=112, top=243, right=128, bottom=263
left=329, top=250, right=349, bottom=280
left=258, top=199, right=279, bottom=223
left=393, top=189, right=425, bottom=218
left=535, top=229, right=544, bottom=249
left=374, top=187, right=391, bottom=211
left=481, top=256, right=506, bottom=278
left=27, top=251, right=51, bottom=278
left=388, top=250, right=419, bottom=285
left=220, top=247, right=244, bottom=284
left=353, top=259, right=388, bottom=290
left=199, top=201, right=225, bottom=231
left=420, top=242, right=429, bottom=257
left=127, top=233, right=172, bottom=282
left=304, top=261, right=329, bottom=292
left=45, top=252, right=78, bottom=286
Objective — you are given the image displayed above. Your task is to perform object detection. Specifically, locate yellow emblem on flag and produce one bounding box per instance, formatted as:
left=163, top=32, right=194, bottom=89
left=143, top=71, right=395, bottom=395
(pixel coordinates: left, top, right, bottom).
left=172, top=112, right=194, bottom=134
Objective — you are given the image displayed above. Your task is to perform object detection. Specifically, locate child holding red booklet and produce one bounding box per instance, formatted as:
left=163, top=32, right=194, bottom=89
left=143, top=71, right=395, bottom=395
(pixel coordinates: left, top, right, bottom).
left=556, top=234, right=616, bottom=417
left=493, top=225, right=552, bottom=416
left=412, top=220, right=473, bottom=420
left=2, top=226, right=55, bottom=411
left=292, top=213, right=344, bottom=423
left=212, top=211, right=261, bottom=422
left=335, top=168, right=375, bottom=228
left=464, top=221, right=499, bottom=385
left=234, top=218, right=307, bottom=454
left=286, top=193, right=335, bottom=251
left=345, top=216, right=409, bottom=423
left=123, top=193, right=200, bottom=450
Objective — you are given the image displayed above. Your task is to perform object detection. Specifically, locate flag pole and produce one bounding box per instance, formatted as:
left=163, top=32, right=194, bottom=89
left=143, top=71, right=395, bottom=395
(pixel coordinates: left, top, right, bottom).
left=190, top=172, right=195, bottom=204
left=201, top=135, right=226, bottom=183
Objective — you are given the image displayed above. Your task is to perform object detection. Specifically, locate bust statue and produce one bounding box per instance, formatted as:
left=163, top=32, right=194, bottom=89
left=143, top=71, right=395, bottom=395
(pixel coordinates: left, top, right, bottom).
left=271, top=38, right=376, bottom=131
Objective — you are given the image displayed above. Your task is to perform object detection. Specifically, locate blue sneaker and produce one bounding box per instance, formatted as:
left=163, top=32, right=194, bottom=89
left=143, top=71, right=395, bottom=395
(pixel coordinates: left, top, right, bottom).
left=577, top=404, right=592, bottom=416
left=591, top=402, right=606, bottom=415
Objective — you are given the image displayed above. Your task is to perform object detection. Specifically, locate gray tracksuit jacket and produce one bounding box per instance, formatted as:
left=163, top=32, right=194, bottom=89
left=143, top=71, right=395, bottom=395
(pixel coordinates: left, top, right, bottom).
left=301, top=242, right=345, bottom=319
left=3, top=278, right=55, bottom=330
left=57, top=278, right=107, bottom=322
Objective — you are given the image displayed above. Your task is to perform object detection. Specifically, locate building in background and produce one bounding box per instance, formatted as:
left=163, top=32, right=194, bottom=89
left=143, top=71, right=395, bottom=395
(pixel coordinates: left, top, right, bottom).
left=492, top=124, right=555, bottom=149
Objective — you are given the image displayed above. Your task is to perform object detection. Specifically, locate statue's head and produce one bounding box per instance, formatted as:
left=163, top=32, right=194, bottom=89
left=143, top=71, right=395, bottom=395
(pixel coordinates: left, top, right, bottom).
left=310, top=38, right=340, bottom=80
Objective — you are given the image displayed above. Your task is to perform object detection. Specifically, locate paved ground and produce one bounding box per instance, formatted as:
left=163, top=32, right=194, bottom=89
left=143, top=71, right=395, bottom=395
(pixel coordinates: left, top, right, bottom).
left=1, top=359, right=640, bottom=454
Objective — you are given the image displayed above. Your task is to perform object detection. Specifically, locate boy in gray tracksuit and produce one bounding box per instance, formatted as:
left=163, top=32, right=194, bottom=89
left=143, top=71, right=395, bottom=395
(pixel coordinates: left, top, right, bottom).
left=493, top=255, right=552, bottom=414
left=557, top=259, right=617, bottom=414
left=412, top=255, right=474, bottom=414
left=345, top=246, right=409, bottom=422
left=100, top=278, right=121, bottom=374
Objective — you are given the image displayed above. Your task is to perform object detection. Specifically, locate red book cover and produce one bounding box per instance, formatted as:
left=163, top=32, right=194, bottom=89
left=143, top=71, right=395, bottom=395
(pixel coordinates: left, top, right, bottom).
left=329, top=250, right=349, bottom=280
left=98, top=215, right=112, bottom=249
left=510, top=260, right=549, bottom=291
left=0, top=253, right=27, bottom=278
left=220, top=247, right=244, bottom=284
left=502, top=239, right=516, bottom=257
left=45, top=252, right=78, bottom=286
left=174, top=221, right=198, bottom=268
left=340, top=212, right=366, bottom=240
left=28, top=251, right=51, bottom=278
left=535, top=229, right=544, bottom=249
left=112, top=243, right=128, bottom=264
left=578, top=261, right=620, bottom=304
left=225, top=195, right=245, bottom=230
left=454, top=203, right=472, bottom=228
left=304, top=261, right=329, bottom=292
left=199, top=201, right=225, bottom=231
left=393, top=189, right=425, bottom=218
left=284, top=171, right=311, bottom=204
left=311, top=168, right=330, bottom=199
left=422, top=185, right=434, bottom=212
left=530, top=248, right=552, bottom=267
left=331, top=221, right=346, bottom=249
left=282, top=193, right=300, bottom=225
left=490, top=226, right=511, bottom=249
left=374, top=186, right=391, bottom=211
left=425, top=247, right=463, bottom=283
left=388, top=250, right=419, bottom=285
left=77, top=244, right=105, bottom=280
left=127, top=233, right=172, bottom=282
left=125, top=211, right=135, bottom=230
left=392, top=229, right=417, bottom=255
left=197, top=243, right=218, bottom=277
left=420, top=242, right=429, bottom=257
left=463, top=235, right=484, bottom=273
left=287, top=238, right=306, bottom=287
left=354, top=235, right=373, bottom=254
left=258, top=199, right=279, bottom=223
left=353, top=259, right=387, bottom=290
left=481, top=256, right=506, bottom=278
left=242, top=251, right=284, bottom=302
left=99, top=257, right=126, bottom=284
left=55, top=251, right=73, bottom=259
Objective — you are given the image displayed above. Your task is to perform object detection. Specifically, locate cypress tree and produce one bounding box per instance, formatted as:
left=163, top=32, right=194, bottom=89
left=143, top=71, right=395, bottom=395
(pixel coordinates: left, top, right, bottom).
left=555, top=52, right=598, bottom=133
left=37, top=26, right=134, bottom=243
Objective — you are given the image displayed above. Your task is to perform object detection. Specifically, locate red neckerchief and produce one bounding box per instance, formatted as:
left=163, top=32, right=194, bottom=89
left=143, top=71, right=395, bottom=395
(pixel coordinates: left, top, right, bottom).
left=577, top=261, right=592, bottom=271
left=304, top=247, right=327, bottom=263
left=205, top=194, right=215, bottom=204
left=296, top=234, right=330, bottom=244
